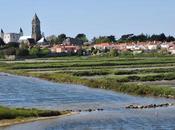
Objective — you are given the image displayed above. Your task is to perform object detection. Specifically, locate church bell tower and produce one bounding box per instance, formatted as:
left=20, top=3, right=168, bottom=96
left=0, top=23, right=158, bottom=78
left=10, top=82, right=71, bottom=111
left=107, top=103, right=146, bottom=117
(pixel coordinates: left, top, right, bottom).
left=32, top=14, right=42, bottom=42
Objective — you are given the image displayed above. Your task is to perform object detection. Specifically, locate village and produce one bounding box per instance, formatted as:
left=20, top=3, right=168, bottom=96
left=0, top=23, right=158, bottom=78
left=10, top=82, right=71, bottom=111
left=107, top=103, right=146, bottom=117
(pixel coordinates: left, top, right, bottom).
left=1, top=0, right=175, bottom=129
left=0, top=14, right=175, bottom=60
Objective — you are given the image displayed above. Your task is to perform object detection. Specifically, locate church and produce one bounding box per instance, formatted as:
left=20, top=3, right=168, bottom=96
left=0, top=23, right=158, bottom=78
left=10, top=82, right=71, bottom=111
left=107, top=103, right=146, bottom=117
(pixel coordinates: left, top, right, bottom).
left=1, top=14, right=45, bottom=45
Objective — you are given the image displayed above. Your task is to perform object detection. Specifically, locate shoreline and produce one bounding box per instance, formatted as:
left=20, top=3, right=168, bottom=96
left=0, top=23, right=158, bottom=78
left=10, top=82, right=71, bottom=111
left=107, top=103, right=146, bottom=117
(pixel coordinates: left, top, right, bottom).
left=1, top=71, right=175, bottom=99
left=0, top=112, right=78, bottom=127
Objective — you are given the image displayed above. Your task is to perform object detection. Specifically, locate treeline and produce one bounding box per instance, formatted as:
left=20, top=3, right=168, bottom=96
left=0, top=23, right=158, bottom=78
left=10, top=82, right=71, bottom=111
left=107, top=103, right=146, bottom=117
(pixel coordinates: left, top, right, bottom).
left=1, top=33, right=174, bottom=47
left=118, top=33, right=175, bottom=43
left=92, top=33, right=175, bottom=44
left=47, top=33, right=175, bottom=45
left=47, top=33, right=88, bottom=45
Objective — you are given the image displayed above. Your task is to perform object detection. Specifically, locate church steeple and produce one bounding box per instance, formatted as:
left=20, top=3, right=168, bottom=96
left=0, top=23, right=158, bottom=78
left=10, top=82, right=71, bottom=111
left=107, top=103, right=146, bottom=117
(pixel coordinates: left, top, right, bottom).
left=19, top=27, right=23, bottom=36
left=33, top=13, right=40, bottom=23
left=1, top=29, right=4, bottom=38
left=32, top=13, right=41, bottom=42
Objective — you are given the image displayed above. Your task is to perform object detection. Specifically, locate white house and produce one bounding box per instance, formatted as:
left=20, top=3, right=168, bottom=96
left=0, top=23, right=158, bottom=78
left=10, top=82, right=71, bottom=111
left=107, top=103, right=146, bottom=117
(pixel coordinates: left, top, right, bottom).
left=94, top=43, right=115, bottom=50
left=3, top=33, right=21, bottom=44
left=160, top=42, right=170, bottom=49
left=147, top=44, right=158, bottom=50
left=37, top=37, right=49, bottom=45
left=1, top=28, right=23, bottom=44
left=168, top=46, right=175, bottom=54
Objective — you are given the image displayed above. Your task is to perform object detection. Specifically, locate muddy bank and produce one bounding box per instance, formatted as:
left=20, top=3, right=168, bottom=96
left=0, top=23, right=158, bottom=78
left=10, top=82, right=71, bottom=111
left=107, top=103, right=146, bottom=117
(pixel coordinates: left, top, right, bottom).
left=0, top=112, right=77, bottom=127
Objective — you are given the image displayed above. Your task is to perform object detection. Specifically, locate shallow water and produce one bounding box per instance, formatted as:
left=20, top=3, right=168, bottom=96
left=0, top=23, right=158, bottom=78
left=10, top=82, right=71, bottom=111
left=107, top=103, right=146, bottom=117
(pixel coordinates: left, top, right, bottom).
left=0, top=73, right=175, bottom=130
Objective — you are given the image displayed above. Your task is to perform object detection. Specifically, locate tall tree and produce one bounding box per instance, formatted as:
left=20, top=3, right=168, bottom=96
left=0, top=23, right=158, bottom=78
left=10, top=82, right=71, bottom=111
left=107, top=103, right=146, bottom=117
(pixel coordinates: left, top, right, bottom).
left=46, top=35, right=58, bottom=45
left=107, top=35, right=116, bottom=42
left=92, top=35, right=116, bottom=44
left=75, top=34, right=88, bottom=43
left=57, top=34, right=67, bottom=44
left=166, top=36, right=175, bottom=42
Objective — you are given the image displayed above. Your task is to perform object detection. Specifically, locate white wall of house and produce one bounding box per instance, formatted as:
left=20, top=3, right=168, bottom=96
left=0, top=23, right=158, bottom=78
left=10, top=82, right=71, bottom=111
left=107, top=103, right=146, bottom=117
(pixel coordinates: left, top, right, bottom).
left=169, top=50, right=175, bottom=54
left=161, top=43, right=169, bottom=49
left=147, top=45, right=158, bottom=50
left=3, top=33, right=21, bottom=44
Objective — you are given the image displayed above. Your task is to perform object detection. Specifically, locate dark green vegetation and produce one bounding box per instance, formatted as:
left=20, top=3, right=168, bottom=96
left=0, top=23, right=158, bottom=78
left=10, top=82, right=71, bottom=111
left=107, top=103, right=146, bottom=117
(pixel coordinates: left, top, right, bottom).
left=118, top=33, right=175, bottom=43
left=0, top=106, right=64, bottom=120
left=0, top=41, right=51, bottom=59
left=0, top=56, right=175, bottom=98
left=46, top=33, right=175, bottom=44
left=87, top=33, right=175, bottom=44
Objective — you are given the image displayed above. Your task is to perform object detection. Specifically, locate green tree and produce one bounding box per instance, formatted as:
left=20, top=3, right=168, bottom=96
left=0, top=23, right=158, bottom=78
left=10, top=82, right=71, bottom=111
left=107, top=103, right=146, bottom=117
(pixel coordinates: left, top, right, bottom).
left=75, top=34, right=88, bottom=43
left=57, top=34, right=67, bottom=44
left=109, top=49, right=119, bottom=57
left=3, top=47, right=16, bottom=55
left=29, top=47, right=40, bottom=57
left=150, top=33, right=167, bottom=42
left=16, top=48, right=29, bottom=57
left=46, top=35, right=58, bottom=45
left=92, top=35, right=116, bottom=44
left=107, top=35, right=116, bottom=42
left=40, top=48, right=50, bottom=56
left=166, top=36, right=175, bottom=42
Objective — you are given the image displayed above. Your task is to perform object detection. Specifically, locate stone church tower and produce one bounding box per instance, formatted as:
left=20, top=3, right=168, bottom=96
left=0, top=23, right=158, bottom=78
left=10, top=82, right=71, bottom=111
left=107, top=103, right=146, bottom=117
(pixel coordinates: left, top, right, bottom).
left=32, top=14, right=42, bottom=42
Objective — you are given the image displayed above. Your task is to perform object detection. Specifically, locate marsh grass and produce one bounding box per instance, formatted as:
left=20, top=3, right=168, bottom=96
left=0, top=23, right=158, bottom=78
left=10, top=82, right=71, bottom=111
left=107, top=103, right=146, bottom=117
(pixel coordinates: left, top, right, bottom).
left=0, top=106, right=62, bottom=120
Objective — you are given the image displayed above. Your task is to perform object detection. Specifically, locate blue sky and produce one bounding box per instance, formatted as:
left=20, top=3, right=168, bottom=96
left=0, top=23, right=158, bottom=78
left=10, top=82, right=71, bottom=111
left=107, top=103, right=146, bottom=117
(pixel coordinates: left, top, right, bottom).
left=0, top=0, right=175, bottom=39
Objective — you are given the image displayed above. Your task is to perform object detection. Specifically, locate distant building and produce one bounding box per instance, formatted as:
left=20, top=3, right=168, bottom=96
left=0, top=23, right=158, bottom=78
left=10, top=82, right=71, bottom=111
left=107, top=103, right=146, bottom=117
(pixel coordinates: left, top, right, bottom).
left=147, top=44, right=159, bottom=50
left=32, top=14, right=42, bottom=42
left=36, top=37, right=50, bottom=48
left=168, top=43, right=175, bottom=54
left=50, top=45, right=80, bottom=53
left=19, top=36, right=35, bottom=47
left=94, top=43, right=115, bottom=50
left=0, top=28, right=23, bottom=44
left=1, top=14, right=44, bottom=45
left=19, top=14, right=44, bottom=46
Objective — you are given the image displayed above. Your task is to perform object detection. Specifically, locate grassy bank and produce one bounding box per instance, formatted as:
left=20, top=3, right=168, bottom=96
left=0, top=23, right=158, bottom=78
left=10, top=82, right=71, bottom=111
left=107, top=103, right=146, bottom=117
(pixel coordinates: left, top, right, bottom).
left=0, top=106, right=67, bottom=120
left=28, top=73, right=175, bottom=98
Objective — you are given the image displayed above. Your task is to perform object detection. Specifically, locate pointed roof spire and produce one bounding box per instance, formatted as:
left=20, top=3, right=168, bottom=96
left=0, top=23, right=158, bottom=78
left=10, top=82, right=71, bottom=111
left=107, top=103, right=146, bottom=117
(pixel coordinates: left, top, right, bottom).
left=32, top=13, right=40, bottom=24
left=1, top=29, right=4, bottom=34
left=34, top=13, right=37, bottom=18
left=20, top=27, right=23, bottom=33
left=33, top=13, right=39, bottom=20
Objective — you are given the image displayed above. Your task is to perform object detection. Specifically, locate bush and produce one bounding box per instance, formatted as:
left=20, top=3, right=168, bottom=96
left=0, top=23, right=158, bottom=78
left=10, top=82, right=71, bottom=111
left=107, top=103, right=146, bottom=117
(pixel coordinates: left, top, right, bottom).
left=119, top=51, right=133, bottom=57
left=29, top=47, right=50, bottom=57
left=29, top=47, right=40, bottom=57
left=71, top=70, right=109, bottom=76
left=3, top=47, right=16, bottom=55
left=16, top=48, right=29, bottom=57
left=109, top=49, right=119, bottom=57
left=6, top=42, right=19, bottom=48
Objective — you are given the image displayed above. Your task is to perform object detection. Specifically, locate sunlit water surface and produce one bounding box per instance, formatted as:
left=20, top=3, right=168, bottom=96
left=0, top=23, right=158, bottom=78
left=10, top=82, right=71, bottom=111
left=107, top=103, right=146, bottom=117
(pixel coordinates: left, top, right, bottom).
left=0, top=73, right=175, bottom=130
